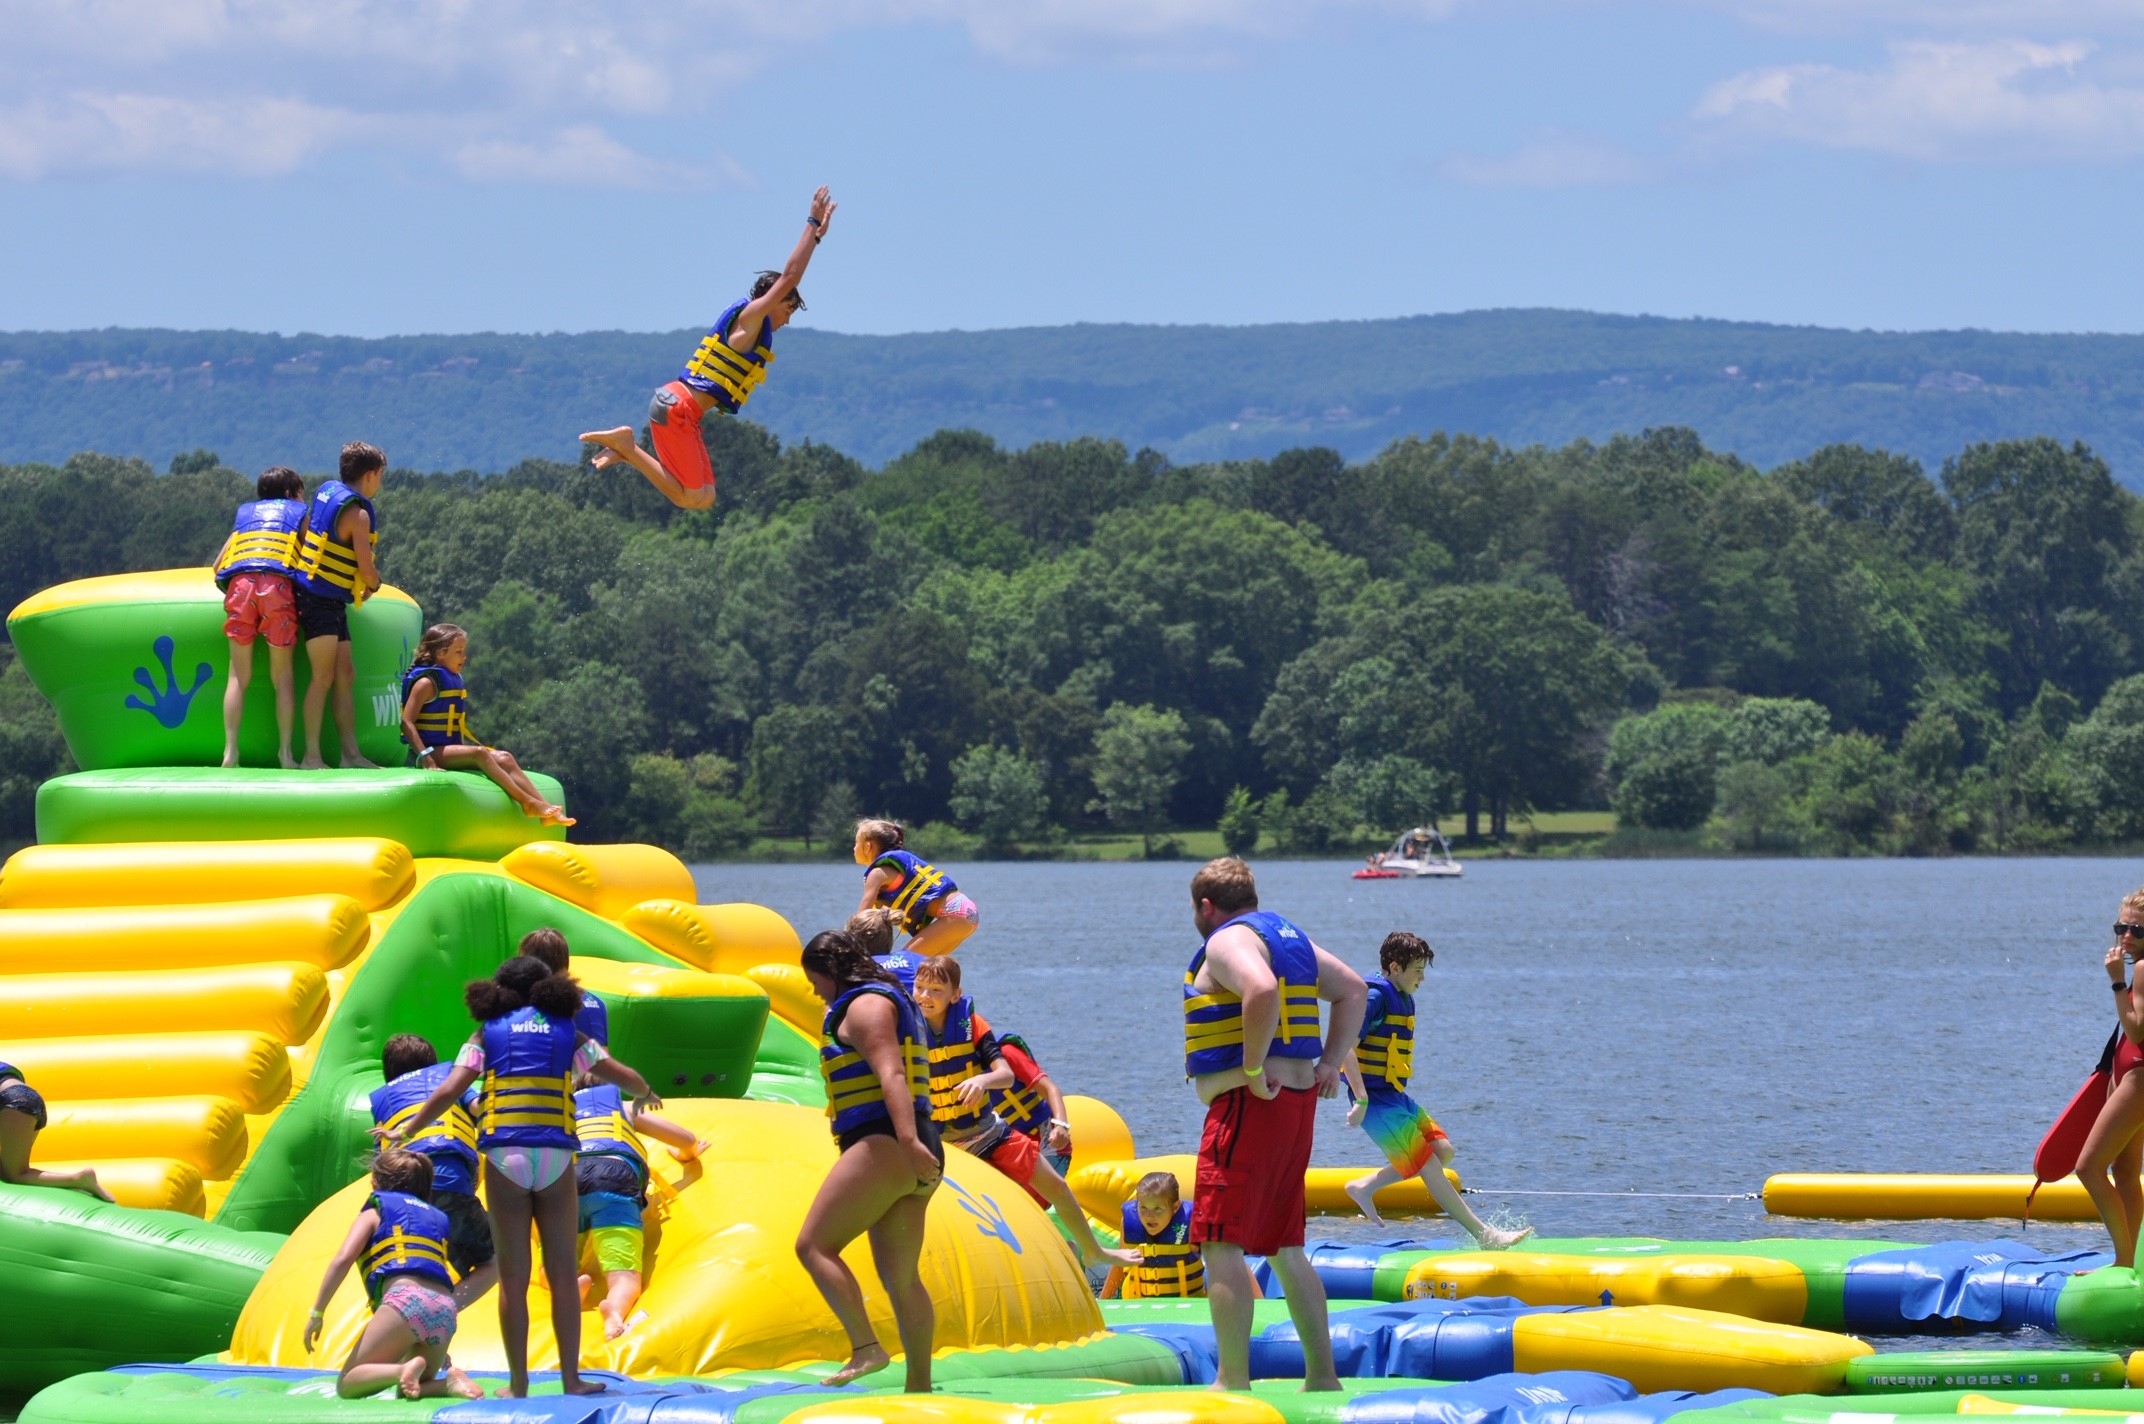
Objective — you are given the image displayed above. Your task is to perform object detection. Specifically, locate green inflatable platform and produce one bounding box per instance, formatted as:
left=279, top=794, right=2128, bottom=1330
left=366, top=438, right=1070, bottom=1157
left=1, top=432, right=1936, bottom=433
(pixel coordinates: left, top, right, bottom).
left=36, top=767, right=566, bottom=860
left=8, top=570, right=422, bottom=771
left=0, top=1185, right=282, bottom=1396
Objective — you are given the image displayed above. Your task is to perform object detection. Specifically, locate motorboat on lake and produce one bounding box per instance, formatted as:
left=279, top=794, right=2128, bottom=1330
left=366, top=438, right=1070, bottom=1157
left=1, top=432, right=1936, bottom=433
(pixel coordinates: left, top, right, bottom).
left=1352, top=825, right=1463, bottom=879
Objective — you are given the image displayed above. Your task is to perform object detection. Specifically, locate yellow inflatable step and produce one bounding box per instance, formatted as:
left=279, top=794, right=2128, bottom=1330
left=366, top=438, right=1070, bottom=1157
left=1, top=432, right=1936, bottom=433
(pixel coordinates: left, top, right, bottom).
left=34, top=1096, right=249, bottom=1179
left=746, top=962, right=826, bottom=1037
left=1402, top=1251, right=1810, bottom=1322
left=621, top=899, right=804, bottom=974
left=0, top=894, right=369, bottom=974
left=1765, top=1173, right=2095, bottom=1222
left=0, top=1032, right=291, bottom=1112
left=500, top=841, right=695, bottom=921
left=1071, top=1154, right=1457, bottom=1222
left=33, top=1157, right=206, bottom=1215
left=1512, top=1303, right=1871, bottom=1394
left=0, top=962, right=328, bottom=1042
left=1959, top=1397, right=2142, bottom=1417
left=0, top=837, right=413, bottom=911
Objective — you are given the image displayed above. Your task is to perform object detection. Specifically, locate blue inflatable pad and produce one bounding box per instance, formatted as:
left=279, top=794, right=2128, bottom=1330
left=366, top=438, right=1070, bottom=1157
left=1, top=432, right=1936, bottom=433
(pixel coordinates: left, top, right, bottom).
left=1333, top=1370, right=1636, bottom=1424
left=1251, top=1238, right=1458, bottom=1299
left=1115, top=1296, right=1582, bottom=1382
left=1563, top=1389, right=1772, bottom=1424
left=1104, top=1322, right=1222, bottom=1385
left=1840, top=1240, right=2108, bottom=1332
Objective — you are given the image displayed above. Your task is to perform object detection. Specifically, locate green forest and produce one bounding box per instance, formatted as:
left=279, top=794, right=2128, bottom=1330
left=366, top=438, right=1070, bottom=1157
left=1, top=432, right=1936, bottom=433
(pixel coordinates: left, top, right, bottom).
left=2, top=418, right=2143, bottom=860
left=13, top=310, right=2144, bottom=478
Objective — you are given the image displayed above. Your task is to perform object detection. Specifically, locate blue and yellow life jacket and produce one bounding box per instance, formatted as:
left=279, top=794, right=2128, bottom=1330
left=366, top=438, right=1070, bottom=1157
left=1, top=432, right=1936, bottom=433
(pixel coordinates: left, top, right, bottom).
left=400, top=664, right=466, bottom=748
left=573, top=1083, right=648, bottom=1190
left=868, top=849, right=956, bottom=934
left=924, top=993, right=995, bottom=1137
left=575, top=991, right=609, bottom=1047
left=290, top=480, right=379, bottom=604
left=1357, top=976, right=1416, bottom=1096
left=1183, top=910, right=1324, bottom=1078
left=678, top=297, right=775, bottom=413
left=990, top=1032, right=1049, bottom=1137
left=368, top=1063, right=480, bottom=1197
left=475, top=1006, right=577, bottom=1150
left=1120, top=1199, right=1205, bottom=1298
left=821, top=983, right=931, bottom=1140
left=360, top=1190, right=455, bottom=1304
left=214, top=498, right=306, bottom=588
left=874, top=951, right=919, bottom=995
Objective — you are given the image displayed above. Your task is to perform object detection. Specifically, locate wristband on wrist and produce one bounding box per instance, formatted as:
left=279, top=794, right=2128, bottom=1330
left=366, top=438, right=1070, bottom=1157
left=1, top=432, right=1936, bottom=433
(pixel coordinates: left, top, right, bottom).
left=2117, top=980, right=2132, bottom=992
left=1242, top=1063, right=1263, bottom=1078
left=806, top=215, right=821, bottom=228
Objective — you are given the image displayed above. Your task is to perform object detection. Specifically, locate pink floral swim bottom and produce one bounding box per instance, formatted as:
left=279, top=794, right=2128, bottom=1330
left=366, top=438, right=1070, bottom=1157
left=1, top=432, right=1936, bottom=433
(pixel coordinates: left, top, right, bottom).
left=381, top=1277, right=457, bottom=1347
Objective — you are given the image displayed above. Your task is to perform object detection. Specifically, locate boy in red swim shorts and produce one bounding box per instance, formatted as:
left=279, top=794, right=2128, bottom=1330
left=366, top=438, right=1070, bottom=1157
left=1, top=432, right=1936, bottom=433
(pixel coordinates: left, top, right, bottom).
left=580, top=186, right=836, bottom=511
left=908, top=956, right=1137, bottom=1273
left=211, top=466, right=307, bottom=768
left=1183, top=857, right=1366, bottom=1392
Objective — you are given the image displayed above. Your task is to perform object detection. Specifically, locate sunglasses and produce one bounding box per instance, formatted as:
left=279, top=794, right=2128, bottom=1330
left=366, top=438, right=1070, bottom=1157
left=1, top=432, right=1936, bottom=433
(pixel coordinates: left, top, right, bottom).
left=2116, top=923, right=2144, bottom=938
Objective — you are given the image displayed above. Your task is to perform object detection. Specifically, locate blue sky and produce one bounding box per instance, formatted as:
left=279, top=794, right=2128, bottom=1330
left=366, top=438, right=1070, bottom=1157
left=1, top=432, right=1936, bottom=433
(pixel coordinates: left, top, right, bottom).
left=6, top=1, right=2144, bottom=337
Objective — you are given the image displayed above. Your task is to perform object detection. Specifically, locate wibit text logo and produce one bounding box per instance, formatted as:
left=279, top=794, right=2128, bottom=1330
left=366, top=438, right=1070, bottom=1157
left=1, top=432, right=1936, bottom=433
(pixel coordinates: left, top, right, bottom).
left=373, top=692, right=401, bottom=726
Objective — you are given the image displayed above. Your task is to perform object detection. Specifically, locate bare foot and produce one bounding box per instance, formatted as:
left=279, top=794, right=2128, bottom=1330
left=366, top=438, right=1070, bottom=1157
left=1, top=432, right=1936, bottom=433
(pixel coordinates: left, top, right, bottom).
left=561, top=1376, right=608, bottom=1396
left=443, top=1367, right=482, bottom=1400
left=220, top=753, right=240, bottom=769
left=539, top=805, right=577, bottom=827
left=577, top=1273, right=594, bottom=1306
left=88, top=1181, right=117, bottom=1204
left=299, top=755, right=328, bottom=770
left=824, top=1343, right=891, bottom=1386
left=340, top=752, right=379, bottom=770
left=601, top=1303, right=628, bottom=1340
left=278, top=753, right=299, bottom=770
left=581, top=427, right=635, bottom=461
left=1344, top=1175, right=1387, bottom=1228
left=1476, top=1225, right=1534, bottom=1252
left=398, top=1357, right=428, bottom=1400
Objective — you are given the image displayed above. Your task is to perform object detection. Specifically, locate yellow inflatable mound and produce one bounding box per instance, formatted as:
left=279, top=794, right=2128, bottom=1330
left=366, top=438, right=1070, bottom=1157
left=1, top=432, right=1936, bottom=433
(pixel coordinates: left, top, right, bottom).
left=229, top=1098, right=1105, bottom=1377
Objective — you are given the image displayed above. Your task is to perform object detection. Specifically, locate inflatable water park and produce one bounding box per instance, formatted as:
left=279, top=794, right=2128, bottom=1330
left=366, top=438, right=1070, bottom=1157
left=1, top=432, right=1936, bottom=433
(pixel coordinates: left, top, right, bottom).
left=13, top=565, right=2144, bottom=1424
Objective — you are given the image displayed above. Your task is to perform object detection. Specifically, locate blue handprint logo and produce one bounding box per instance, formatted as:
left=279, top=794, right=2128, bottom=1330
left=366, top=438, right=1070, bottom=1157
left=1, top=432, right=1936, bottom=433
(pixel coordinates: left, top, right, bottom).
left=945, top=1177, right=1022, bottom=1253
left=124, top=635, right=213, bottom=728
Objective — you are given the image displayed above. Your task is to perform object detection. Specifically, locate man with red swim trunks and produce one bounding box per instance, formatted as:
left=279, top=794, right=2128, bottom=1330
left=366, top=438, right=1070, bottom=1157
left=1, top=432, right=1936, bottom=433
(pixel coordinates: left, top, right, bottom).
left=1184, top=856, right=1366, bottom=1392
left=580, top=185, right=836, bottom=510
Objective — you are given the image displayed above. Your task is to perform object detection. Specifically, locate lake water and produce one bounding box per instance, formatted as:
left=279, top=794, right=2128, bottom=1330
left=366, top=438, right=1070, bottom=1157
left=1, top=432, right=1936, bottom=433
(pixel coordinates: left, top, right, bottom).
left=694, top=855, right=2141, bottom=1256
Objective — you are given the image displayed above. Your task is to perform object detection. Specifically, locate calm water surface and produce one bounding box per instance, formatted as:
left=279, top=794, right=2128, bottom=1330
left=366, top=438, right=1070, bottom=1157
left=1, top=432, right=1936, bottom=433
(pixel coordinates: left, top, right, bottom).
left=694, top=856, right=2139, bottom=1255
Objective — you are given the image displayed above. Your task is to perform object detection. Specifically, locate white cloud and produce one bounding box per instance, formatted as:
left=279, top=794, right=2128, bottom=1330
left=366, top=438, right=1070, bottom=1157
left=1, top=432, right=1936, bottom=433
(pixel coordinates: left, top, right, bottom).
left=1693, top=38, right=2144, bottom=162
left=0, top=93, right=364, bottom=180
left=453, top=126, right=733, bottom=191
left=1440, top=130, right=1660, bottom=187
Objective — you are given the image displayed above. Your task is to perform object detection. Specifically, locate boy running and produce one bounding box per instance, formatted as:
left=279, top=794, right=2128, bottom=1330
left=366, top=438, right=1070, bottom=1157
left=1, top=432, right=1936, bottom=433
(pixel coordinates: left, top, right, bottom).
left=1341, top=931, right=1531, bottom=1250
left=579, top=186, right=836, bottom=510
left=909, top=956, right=1135, bottom=1272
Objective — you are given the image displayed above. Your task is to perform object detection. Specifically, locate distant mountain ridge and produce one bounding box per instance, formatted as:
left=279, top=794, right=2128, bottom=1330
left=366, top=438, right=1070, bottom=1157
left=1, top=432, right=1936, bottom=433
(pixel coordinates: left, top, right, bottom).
left=5, top=309, right=2144, bottom=481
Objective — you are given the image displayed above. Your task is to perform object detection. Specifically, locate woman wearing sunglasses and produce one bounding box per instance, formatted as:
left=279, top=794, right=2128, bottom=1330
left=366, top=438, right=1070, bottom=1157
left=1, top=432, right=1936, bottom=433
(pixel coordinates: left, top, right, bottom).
left=2078, top=894, right=2144, bottom=1266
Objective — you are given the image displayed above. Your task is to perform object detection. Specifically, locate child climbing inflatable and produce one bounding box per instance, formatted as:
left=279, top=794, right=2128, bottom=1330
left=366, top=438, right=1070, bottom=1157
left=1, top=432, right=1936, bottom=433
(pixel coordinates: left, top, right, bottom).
left=579, top=186, right=836, bottom=511
left=853, top=820, right=977, bottom=961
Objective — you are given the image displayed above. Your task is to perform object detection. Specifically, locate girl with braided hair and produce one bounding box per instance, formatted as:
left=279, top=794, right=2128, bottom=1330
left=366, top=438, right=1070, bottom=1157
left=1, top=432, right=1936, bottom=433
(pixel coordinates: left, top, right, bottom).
left=794, top=930, right=942, bottom=1391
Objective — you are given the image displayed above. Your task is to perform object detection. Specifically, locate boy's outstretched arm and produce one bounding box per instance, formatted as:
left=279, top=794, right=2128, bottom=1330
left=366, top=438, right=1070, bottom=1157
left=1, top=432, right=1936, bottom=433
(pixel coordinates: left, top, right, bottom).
left=733, top=187, right=837, bottom=339
left=627, top=1106, right=707, bottom=1161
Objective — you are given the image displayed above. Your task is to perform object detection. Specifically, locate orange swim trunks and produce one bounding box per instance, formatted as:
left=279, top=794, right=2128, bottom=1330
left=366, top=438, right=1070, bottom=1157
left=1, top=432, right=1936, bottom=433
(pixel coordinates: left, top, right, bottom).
left=647, top=380, right=716, bottom=492
left=222, top=572, right=297, bottom=649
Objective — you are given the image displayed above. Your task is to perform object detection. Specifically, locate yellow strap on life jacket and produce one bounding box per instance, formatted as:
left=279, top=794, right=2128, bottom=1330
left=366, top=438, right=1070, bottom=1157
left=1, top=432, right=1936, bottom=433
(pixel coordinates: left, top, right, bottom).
left=383, top=1099, right=477, bottom=1153
left=575, top=1111, right=646, bottom=1161
left=482, top=1071, right=574, bottom=1134
left=361, top=1226, right=451, bottom=1278
left=216, top=529, right=298, bottom=574
left=294, top=526, right=379, bottom=600
left=684, top=334, right=775, bottom=405
left=888, top=862, right=947, bottom=923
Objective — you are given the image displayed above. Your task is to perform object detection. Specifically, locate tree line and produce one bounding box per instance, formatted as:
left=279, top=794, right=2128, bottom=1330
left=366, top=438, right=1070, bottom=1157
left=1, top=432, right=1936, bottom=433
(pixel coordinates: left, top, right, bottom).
left=2, top=419, right=2142, bottom=858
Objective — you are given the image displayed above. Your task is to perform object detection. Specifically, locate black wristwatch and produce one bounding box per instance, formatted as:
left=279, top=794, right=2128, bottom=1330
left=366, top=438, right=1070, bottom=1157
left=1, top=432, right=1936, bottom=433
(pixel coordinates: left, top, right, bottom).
left=2116, top=980, right=2131, bottom=993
